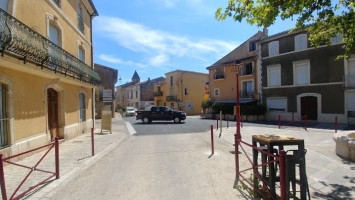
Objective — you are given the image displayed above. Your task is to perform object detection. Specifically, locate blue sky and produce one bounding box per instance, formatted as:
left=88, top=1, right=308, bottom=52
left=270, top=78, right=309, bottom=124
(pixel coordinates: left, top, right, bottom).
left=92, top=0, right=297, bottom=86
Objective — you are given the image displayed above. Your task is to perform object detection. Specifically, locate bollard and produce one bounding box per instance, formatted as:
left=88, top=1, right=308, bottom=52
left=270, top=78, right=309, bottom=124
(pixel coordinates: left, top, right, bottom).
left=216, top=115, right=219, bottom=130
left=278, top=115, right=281, bottom=129
left=235, top=134, right=239, bottom=178
left=304, top=115, right=307, bottom=131
left=55, top=137, right=60, bottom=179
left=279, top=150, right=287, bottom=200
left=91, top=128, right=95, bottom=156
left=335, top=116, right=338, bottom=133
left=210, top=125, right=214, bottom=155
left=0, top=153, right=7, bottom=200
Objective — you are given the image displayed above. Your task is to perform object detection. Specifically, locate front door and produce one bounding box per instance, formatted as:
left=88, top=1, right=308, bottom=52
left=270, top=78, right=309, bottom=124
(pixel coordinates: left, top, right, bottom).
left=301, top=96, right=317, bottom=120
left=48, top=88, right=59, bottom=140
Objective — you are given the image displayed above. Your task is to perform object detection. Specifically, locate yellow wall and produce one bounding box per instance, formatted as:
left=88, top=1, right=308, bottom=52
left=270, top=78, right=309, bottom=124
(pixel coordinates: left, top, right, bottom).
left=14, top=0, right=92, bottom=66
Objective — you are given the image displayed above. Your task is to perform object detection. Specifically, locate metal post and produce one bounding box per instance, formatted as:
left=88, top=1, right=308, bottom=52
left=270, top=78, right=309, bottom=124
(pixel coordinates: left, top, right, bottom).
left=279, top=150, right=287, bottom=200
left=235, top=72, right=241, bottom=178
left=335, top=116, right=338, bottom=133
left=216, top=115, right=219, bottom=130
left=210, top=125, right=214, bottom=155
left=278, top=115, right=281, bottom=129
left=0, top=153, right=7, bottom=200
left=55, top=137, right=59, bottom=179
left=219, top=111, right=222, bottom=135
left=304, top=115, right=307, bottom=131
left=91, top=128, right=95, bottom=156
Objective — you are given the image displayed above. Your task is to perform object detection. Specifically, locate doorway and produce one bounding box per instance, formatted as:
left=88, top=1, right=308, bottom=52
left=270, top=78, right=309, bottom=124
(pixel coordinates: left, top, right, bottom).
left=301, top=96, right=317, bottom=120
left=47, top=88, right=59, bottom=141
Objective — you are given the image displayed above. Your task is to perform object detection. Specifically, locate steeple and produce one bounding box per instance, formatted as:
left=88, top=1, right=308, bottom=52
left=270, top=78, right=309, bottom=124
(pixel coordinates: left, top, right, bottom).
left=131, top=70, right=140, bottom=83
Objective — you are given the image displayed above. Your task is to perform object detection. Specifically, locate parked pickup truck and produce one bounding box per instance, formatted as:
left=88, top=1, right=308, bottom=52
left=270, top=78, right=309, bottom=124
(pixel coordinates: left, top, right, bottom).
left=136, top=106, right=186, bottom=123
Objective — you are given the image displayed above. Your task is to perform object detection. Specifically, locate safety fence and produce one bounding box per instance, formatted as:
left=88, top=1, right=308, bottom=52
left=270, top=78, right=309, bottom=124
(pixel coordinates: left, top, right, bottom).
left=235, top=138, right=287, bottom=200
left=0, top=137, right=59, bottom=200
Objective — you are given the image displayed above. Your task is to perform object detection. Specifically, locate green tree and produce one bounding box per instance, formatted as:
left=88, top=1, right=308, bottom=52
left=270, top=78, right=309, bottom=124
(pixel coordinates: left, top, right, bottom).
left=215, top=0, right=354, bottom=59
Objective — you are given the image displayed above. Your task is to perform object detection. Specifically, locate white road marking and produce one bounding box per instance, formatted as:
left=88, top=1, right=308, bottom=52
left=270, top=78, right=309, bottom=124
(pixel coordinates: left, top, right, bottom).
left=125, top=121, right=137, bottom=135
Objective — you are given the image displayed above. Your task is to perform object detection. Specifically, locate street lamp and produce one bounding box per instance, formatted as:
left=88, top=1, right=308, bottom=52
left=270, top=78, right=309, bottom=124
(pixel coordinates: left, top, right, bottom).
left=231, top=63, right=241, bottom=178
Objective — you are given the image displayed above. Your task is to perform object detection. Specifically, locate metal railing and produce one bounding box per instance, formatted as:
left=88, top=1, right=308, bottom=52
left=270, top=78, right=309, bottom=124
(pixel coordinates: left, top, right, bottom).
left=240, top=66, right=254, bottom=76
left=153, top=91, right=163, bottom=97
left=240, top=90, right=254, bottom=99
left=0, top=137, right=59, bottom=200
left=0, top=8, right=100, bottom=85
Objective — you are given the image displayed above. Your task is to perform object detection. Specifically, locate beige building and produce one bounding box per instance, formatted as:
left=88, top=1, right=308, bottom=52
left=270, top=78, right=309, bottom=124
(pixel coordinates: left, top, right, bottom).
left=206, top=31, right=267, bottom=106
left=0, top=1, right=99, bottom=157
left=154, top=70, right=208, bottom=115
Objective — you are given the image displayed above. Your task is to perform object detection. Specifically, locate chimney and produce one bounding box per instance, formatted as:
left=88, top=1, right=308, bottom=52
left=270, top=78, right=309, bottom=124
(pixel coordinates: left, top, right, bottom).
left=263, top=28, right=268, bottom=36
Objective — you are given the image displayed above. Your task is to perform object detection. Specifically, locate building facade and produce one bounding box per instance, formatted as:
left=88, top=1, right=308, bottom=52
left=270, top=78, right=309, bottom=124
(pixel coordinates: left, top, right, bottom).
left=260, top=30, right=354, bottom=123
left=207, top=31, right=267, bottom=107
left=0, top=0, right=99, bottom=157
left=154, top=70, right=208, bottom=115
left=94, top=63, right=117, bottom=118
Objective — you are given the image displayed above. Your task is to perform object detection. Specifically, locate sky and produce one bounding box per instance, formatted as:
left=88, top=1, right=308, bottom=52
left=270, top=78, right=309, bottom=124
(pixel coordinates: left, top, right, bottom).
left=92, top=0, right=297, bottom=86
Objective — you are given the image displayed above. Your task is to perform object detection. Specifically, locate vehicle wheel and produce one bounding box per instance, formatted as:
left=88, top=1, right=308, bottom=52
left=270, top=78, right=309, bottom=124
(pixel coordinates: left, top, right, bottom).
left=143, top=117, right=150, bottom=124
left=173, top=116, right=181, bottom=123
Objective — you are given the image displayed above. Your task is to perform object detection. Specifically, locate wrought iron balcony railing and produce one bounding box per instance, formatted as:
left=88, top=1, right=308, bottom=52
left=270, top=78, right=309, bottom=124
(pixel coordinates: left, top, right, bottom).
left=166, top=95, right=177, bottom=101
left=343, top=75, right=355, bottom=88
left=154, top=91, right=163, bottom=97
left=0, top=8, right=100, bottom=85
left=240, top=90, right=254, bottom=99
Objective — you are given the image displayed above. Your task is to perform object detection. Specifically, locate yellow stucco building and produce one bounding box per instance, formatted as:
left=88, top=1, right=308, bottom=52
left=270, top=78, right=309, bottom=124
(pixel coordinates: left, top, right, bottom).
left=154, top=70, right=208, bottom=115
left=0, top=0, right=99, bottom=157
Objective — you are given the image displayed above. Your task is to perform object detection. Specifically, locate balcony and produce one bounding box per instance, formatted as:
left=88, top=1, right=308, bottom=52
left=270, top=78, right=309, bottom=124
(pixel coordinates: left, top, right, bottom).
left=0, top=8, right=100, bottom=85
left=344, top=75, right=355, bottom=88
left=240, top=90, right=254, bottom=99
left=154, top=91, right=163, bottom=97
left=166, top=95, right=177, bottom=101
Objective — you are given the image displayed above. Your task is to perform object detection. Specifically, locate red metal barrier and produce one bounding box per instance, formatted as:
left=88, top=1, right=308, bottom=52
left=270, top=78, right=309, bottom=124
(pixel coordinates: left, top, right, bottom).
left=0, top=138, right=59, bottom=200
left=210, top=125, right=214, bottom=155
left=235, top=139, right=286, bottom=200
left=91, top=128, right=95, bottom=156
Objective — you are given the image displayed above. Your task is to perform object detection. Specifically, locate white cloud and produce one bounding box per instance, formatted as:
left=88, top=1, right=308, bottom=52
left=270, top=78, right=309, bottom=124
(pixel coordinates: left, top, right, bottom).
left=98, top=54, right=146, bottom=68
left=94, top=16, right=238, bottom=67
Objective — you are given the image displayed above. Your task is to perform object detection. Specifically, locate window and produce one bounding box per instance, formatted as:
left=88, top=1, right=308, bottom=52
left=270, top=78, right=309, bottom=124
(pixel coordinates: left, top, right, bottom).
left=268, top=41, right=279, bottom=56
left=135, top=90, right=138, bottom=98
left=214, top=68, right=225, bottom=79
left=184, top=88, right=188, bottom=95
left=293, top=61, right=310, bottom=85
left=295, top=34, right=307, bottom=51
left=267, top=97, right=287, bottom=111
left=0, top=83, right=9, bottom=147
left=330, top=34, right=343, bottom=45
left=157, top=86, right=161, bottom=92
left=0, top=0, right=8, bottom=11
left=79, top=93, right=86, bottom=122
left=78, top=46, right=85, bottom=62
left=52, top=0, right=61, bottom=8
left=49, top=23, right=60, bottom=46
left=241, top=63, right=253, bottom=76
left=170, top=76, right=173, bottom=87
left=214, top=88, right=220, bottom=96
left=242, top=81, right=253, bottom=98
left=267, top=65, right=281, bottom=87
left=77, top=5, right=84, bottom=33
left=249, top=41, right=257, bottom=52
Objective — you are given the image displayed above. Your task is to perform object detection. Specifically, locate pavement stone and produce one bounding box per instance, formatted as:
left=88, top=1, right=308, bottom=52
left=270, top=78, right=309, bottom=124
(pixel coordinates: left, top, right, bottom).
left=0, top=115, right=354, bottom=200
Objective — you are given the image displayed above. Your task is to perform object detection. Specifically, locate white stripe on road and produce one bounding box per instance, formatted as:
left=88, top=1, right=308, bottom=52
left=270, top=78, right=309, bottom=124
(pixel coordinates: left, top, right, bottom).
left=125, top=121, right=137, bottom=135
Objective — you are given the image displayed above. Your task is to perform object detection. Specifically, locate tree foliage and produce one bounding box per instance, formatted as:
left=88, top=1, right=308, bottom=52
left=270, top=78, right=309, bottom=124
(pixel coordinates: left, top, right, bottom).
left=215, top=0, right=354, bottom=59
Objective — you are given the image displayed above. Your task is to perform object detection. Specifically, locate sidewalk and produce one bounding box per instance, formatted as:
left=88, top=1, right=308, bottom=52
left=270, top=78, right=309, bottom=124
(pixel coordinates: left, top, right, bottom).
left=1, top=114, right=129, bottom=200
left=212, top=121, right=355, bottom=199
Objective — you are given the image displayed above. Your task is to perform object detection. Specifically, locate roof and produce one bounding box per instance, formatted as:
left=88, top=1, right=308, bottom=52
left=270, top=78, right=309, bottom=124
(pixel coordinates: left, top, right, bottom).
left=165, top=70, right=208, bottom=76
left=261, top=24, right=312, bottom=43
left=132, top=70, right=140, bottom=80
left=88, top=0, right=99, bottom=16
left=207, top=31, right=266, bottom=69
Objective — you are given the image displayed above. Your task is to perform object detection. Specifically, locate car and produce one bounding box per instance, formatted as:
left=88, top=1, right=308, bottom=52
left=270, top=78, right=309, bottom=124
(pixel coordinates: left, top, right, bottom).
left=136, top=106, right=186, bottom=123
left=126, top=107, right=136, bottom=117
